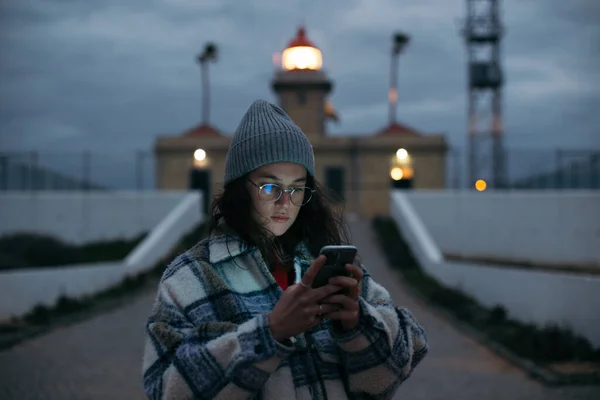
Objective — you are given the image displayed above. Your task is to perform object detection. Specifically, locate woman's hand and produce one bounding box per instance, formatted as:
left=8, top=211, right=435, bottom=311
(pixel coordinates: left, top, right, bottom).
left=268, top=255, right=344, bottom=342
left=320, top=264, right=364, bottom=331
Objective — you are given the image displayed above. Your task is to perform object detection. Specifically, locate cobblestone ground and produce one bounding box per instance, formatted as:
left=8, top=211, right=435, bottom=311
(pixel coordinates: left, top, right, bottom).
left=0, top=220, right=598, bottom=399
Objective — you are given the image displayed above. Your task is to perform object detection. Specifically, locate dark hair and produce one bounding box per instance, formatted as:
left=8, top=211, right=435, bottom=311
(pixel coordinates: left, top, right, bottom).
left=208, top=174, right=351, bottom=269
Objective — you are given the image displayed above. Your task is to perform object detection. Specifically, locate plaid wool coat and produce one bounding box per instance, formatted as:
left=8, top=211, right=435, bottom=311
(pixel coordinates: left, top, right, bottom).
left=142, top=227, right=428, bottom=399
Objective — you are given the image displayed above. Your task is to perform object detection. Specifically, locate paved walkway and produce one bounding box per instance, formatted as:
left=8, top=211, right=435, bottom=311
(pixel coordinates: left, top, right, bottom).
left=0, top=220, right=598, bottom=399
left=349, top=220, right=599, bottom=400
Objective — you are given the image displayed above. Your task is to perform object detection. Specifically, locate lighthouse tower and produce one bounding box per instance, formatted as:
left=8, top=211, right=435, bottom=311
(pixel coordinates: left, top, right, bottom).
left=271, top=27, right=333, bottom=138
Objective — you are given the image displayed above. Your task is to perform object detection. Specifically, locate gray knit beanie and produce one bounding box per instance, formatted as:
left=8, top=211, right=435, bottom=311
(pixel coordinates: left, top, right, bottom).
left=224, top=99, right=315, bottom=185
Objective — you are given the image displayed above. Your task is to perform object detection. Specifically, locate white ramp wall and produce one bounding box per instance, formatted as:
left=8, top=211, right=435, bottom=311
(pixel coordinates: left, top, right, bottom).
left=390, top=191, right=600, bottom=347
left=406, top=190, right=600, bottom=266
left=0, top=191, right=204, bottom=321
left=0, top=191, right=193, bottom=244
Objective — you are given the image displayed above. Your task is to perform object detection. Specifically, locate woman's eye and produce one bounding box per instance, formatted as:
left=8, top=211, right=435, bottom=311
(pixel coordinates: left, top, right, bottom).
left=263, top=184, right=276, bottom=194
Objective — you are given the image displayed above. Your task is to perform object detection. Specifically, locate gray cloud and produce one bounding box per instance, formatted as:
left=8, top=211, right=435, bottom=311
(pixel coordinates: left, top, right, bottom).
left=1, top=0, right=598, bottom=158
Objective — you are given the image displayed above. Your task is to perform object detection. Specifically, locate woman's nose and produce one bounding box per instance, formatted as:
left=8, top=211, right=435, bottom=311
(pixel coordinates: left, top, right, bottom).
left=276, top=190, right=292, bottom=206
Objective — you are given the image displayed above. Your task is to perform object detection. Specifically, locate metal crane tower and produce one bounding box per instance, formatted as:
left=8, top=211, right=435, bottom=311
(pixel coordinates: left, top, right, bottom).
left=463, top=0, right=506, bottom=188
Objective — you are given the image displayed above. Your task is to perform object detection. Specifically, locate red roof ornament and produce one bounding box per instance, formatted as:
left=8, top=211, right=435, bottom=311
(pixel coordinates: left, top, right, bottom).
left=287, top=26, right=318, bottom=49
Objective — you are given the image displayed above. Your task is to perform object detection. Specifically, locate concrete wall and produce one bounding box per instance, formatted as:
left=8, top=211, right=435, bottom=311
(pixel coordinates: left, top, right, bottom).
left=0, top=191, right=194, bottom=244
left=0, top=192, right=204, bottom=321
left=390, top=191, right=600, bottom=347
left=406, top=190, right=600, bottom=267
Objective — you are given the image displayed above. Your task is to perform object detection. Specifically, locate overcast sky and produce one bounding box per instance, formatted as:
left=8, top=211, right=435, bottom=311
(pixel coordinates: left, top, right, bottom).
left=0, top=0, right=599, bottom=185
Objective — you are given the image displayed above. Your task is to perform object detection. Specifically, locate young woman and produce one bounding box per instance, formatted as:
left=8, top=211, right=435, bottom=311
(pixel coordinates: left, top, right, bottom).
left=142, top=99, right=428, bottom=399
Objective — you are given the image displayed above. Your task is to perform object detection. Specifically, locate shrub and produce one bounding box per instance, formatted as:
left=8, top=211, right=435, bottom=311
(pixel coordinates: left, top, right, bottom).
left=0, top=232, right=146, bottom=270
left=0, top=233, right=81, bottom=268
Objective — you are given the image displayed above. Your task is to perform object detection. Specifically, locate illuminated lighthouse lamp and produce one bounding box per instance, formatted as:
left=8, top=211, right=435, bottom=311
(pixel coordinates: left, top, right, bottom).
left=281, top=27, right=323, bottom=71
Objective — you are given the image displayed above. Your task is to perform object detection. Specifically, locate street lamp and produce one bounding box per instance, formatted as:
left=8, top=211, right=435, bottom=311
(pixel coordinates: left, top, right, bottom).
left=389, top=32, right=410, bottom=125
left=196, top=43, right=218, bottom=127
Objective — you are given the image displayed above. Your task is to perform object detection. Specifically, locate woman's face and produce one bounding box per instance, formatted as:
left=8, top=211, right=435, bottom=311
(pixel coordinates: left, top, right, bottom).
left=246, top=162, right=307, bottom=237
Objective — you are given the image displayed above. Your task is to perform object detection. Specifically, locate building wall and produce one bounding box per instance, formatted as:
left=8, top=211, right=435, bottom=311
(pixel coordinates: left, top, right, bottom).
left=203, top=150, right=227, bottom=194
left=157, top=149, right=228, bottom=210
left=155, top=144, right=446, bottom=219
left=359, top=151, right=393, bottom=218
left=314, top=149, right=355, bottom=215
left=278, top=90, right=326, bottom=137
left=412, top=150, right=446, bottom=188
left=156, top=152, right=191, bottom=189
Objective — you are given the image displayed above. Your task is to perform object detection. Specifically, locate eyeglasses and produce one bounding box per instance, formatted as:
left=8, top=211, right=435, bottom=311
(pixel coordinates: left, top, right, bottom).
left=248, top=179, right=315, bottom=206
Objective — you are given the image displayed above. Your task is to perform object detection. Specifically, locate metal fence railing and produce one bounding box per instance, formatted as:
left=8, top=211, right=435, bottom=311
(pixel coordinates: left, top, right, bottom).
left=1, top=147, right=598, bottom=192
left=0, top=151, right=154, bottom=191
left=445, top=148, right=600, bottom=190
left=510, top=150, right=600, bottom=190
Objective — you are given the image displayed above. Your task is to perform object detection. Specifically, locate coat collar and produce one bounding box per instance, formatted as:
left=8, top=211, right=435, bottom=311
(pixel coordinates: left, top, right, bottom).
left=207, top=224, right=252, bottom=264
left=207, top=223, right=314, bottom=265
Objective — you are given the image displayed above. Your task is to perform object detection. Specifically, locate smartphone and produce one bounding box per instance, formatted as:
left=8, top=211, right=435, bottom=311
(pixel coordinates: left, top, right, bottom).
left=311, top=245, right=358, bottom=289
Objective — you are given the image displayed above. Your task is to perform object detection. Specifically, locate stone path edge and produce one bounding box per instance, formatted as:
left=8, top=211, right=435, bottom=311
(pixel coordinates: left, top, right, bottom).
left=387, top=265, right=600, bottom=387
left=0, top=280, right=158, bottom=352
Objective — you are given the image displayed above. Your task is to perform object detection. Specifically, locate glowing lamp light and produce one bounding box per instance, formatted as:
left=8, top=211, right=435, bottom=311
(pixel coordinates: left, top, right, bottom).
left=396, top=148, right=408, bottom=160
left=402, top=167, right=414, bottom=180
left=390, top=167, right=404, bottom=181
left=475, top=179, right=487, bottom=192
left=194, top=149, right=206, bottom=161
left=281, top=27, right=323, bottom=71
left=282, top=46, right=323, bottom=70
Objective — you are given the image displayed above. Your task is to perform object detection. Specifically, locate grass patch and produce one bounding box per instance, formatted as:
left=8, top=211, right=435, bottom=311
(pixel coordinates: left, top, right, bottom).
left=372, top=216, right=600, bottom=371
left=0, top=222, right=210, bottom=335
left=0, top=232, right=146, bottom=270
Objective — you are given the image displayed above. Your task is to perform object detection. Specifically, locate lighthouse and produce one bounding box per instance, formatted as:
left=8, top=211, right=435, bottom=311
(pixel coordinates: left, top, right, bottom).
left=154, top=26, right=448, bottom=219
left=271, top=27, right=333, bottom=138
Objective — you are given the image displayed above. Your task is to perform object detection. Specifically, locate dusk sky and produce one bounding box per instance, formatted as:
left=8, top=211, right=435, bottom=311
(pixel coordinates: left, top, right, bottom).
left=0, top=0, right=598, bottom=185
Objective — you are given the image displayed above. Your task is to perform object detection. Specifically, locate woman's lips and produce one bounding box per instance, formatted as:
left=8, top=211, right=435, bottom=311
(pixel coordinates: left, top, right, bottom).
left=271, top=216, right=289, bottom=223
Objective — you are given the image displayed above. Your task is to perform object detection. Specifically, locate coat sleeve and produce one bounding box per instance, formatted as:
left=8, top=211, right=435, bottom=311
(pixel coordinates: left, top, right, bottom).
left=329, top=265, right=428, bottom=399
left=142, top=260, right=294, bottom=400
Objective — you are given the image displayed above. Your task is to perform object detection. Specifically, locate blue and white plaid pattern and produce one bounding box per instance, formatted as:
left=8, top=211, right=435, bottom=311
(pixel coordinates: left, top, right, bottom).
left=142, top=229, right=428, bottom=399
